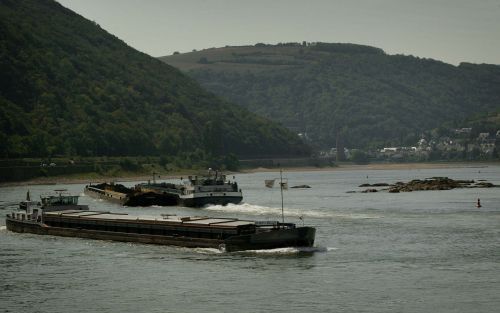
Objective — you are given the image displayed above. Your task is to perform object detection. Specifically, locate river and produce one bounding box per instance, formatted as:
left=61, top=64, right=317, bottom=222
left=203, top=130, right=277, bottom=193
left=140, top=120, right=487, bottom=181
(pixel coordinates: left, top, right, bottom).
left=1, top=165, right=499, bottom=313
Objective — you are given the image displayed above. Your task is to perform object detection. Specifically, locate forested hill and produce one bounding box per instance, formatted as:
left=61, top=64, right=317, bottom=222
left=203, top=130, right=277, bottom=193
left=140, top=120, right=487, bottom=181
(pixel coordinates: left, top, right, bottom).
left=0, top=0, right=309, bottom=159
left=161, top=43, right=500, bottom=149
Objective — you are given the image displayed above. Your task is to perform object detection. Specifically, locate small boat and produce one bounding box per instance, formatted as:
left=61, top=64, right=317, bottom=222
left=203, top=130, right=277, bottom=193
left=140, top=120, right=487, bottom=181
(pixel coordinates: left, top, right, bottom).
left=6, top=191, right=315, bottom=252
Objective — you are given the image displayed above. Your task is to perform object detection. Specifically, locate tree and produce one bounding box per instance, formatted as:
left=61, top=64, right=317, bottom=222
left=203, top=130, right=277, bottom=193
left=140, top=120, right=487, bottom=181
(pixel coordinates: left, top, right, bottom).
left=350, top=150, right=369, bottom=164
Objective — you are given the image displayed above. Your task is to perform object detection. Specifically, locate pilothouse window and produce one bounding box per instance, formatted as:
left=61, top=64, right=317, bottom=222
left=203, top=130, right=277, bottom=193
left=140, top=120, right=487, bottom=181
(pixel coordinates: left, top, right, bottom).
left=43, top=195, right=79, bottom=206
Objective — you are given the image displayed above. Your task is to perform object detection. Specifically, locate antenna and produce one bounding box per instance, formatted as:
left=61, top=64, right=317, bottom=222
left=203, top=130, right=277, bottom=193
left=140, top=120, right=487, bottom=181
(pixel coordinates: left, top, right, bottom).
left=280, top=168, right=284, bottom=224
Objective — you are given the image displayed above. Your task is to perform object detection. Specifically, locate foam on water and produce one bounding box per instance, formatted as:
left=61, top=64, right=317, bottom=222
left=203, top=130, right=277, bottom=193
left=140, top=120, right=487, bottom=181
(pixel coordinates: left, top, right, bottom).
left=237, top=246, right=336, bottom=255
left=171, top=243, right=336, bottom=255
left=205, top=202, right=332, bottom=218
left=204, top=203, right=382, bottom=219
left=0, top=226, right=7, bottom=231
left=186, top=245, right=336, bottom=255
left=329, top=213, right=383, bottom=219
left=192, top=247, right=225, bottom=254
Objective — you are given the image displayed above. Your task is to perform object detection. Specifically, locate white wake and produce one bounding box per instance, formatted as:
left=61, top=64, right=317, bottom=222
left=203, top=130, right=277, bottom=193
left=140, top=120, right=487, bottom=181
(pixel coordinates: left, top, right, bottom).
left=204, top=202, right=332, bottom=218
left=204, top=203, right=382, bottom=219
left=237, top=246, right=336, bottom=255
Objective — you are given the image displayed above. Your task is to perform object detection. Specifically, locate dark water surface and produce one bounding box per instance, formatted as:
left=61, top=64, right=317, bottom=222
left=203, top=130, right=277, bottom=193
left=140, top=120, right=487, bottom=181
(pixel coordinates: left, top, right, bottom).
left=1, top=166, right=499, bottom=313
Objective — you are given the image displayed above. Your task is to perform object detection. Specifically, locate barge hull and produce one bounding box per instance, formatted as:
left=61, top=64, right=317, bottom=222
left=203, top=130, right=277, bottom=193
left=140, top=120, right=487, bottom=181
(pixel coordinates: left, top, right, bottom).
left=84, top=188, right=127, bottom=205
left=224, top=227, right=316, bottom=252
left=6, top=218, right=223, bottom=249
left=6, top=218, right=315, bottom=252
left=84, top=187, right=178, bottom=206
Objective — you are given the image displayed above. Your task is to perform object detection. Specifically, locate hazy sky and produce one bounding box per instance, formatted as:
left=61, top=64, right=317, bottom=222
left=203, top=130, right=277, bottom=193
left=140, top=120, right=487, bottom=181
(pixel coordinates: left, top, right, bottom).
left=57, top=0, right=500, bottom=65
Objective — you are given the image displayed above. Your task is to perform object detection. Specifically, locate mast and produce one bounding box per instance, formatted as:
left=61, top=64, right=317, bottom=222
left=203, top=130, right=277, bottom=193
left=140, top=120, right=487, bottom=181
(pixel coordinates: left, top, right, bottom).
left=280, top=168, right=284, bottom=224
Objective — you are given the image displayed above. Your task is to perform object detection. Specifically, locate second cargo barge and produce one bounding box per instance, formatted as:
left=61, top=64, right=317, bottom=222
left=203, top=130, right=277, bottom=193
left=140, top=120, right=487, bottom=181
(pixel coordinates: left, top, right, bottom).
left=85, top=169, right=243, bottom=208
left=84, top=182, right=178, bottom=206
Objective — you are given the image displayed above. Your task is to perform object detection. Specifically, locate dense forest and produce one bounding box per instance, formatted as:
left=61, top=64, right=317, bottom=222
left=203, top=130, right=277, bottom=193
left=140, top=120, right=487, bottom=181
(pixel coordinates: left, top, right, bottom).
left=0, top=0, right=309, bottom=159
left=161, top=43, right=500, bottom=149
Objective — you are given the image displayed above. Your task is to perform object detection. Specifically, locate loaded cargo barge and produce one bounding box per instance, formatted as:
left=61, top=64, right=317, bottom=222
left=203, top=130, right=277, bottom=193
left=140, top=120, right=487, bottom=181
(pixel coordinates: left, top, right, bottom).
left=84, top=182, right=178, bottom=206
left=6, top=192, right=315, bottom=252
left=85, top=170, right=243, bottom=208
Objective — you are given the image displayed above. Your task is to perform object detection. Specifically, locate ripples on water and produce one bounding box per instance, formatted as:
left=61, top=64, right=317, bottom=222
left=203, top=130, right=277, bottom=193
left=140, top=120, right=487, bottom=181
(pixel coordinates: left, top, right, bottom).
left=1, top=166, right=500, bottom=313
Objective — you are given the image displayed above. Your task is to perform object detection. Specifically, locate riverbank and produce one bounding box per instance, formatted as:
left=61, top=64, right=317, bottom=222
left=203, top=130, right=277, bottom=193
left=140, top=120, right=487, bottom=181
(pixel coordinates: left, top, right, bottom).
left=1, top=161, right=498, bottom=187
left=243, top=161, right=497, bottom=173
left=0, top=171, right=191, bottom=187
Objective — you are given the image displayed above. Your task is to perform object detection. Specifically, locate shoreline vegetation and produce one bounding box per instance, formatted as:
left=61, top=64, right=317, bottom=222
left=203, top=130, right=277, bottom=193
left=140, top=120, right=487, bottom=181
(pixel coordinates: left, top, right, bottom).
left=1, top=161, right=498, bottom=187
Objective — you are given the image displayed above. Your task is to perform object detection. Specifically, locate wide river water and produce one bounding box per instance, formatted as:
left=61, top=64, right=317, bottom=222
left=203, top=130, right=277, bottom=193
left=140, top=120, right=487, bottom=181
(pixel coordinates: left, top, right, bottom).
left=1, top=165, right=499, bottom=313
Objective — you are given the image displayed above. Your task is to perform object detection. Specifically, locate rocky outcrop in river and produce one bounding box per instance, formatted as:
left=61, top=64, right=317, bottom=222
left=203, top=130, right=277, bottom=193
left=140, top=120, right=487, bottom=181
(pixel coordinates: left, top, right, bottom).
left=354, top=177, right=499, bottom=193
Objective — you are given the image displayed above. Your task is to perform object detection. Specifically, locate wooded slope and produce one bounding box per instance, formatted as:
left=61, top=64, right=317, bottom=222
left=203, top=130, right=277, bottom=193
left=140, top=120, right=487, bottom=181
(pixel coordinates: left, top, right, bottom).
left=162, top=43, right=500, bottom=148
left=0, top=1, right=309, bottom=158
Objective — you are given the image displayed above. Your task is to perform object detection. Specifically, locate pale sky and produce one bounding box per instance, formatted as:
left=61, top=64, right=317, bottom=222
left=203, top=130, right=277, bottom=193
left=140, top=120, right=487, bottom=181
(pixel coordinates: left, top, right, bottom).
left=56, top=0, right=500, bottom=65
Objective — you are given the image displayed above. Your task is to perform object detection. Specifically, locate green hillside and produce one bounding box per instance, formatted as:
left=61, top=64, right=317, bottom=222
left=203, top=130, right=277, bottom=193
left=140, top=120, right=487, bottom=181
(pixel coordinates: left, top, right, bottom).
left=161, top=43, right=500, bottom=149
left=0, top=0, right=309, bottom=159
